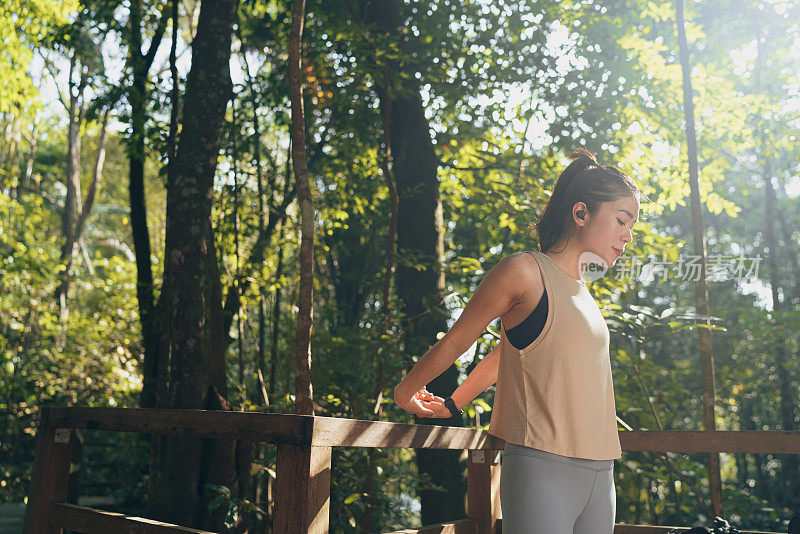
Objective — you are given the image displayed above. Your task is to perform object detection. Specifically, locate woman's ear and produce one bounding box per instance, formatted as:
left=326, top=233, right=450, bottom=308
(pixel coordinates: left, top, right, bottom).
left=573, top=203, right=588, bottom=226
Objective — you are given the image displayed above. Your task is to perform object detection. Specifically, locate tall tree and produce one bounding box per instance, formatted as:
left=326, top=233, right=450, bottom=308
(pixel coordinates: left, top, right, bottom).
left=289, top=0, right=315, bottom=416
left=125, top=0, right=168, bottom=410
left=49, top=9, right=113, bottom=316
left=362, top=95, right=400, bottom=532
left=362, top=0, right=463, bottom=524
left=749, top=14, right=800, bottom=513
left=145, top=0, right=239, bottom=527
left=675, top=0, right=724, bottom=515
left=55, top=106, right=111, bottom=303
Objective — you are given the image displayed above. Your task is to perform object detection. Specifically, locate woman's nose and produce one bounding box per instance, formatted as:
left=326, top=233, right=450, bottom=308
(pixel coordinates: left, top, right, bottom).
left=623, top=228, right=633, bottom=243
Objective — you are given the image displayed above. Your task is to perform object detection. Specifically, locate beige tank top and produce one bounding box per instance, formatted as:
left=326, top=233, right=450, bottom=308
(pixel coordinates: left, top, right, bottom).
left=487, top=251, right=622, bottom=460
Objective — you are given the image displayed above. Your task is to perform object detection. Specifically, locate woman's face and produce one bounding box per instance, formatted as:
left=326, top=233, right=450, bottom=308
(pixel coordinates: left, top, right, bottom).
left=576, top=195, right=640, bottom=267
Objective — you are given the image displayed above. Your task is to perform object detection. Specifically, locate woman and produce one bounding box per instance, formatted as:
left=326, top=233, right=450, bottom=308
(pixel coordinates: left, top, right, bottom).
left=393, top=148, right=645, bottom=534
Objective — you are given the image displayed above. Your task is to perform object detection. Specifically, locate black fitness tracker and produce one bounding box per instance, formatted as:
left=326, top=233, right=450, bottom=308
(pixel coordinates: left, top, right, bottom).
left=444, top=397, right=462, bottom=418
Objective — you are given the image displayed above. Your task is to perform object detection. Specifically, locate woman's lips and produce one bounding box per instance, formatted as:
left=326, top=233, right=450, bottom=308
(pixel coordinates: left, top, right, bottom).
left=612, top=247, right=622, bottom=258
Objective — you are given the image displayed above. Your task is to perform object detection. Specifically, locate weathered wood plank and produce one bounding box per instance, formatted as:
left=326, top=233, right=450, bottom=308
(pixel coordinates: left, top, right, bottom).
left=23, top=411, right=74, bottom=534
left=44, top=407, right=506, bottom=449
left=613, top=523, right=777, bottom=534
left=42, top=407, right=800, bottom=453
left=45, top=407, right=312, bottom=444
left=385, top=519, right=780, bottom=534
left=383, top=518, right=479, bottom=534
left=310, top=417, right=505, bottom=449
left=466, top=450, right=502, bottom=534
left=273, top=444, right=332, bottom=534
left=620, top=430, right=800, bottom=454
left=49, top=503, right=215, bottom=533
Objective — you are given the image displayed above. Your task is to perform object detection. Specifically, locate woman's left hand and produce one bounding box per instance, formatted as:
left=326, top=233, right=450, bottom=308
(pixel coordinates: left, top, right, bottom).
left=412, top=387, right=453, bottom=418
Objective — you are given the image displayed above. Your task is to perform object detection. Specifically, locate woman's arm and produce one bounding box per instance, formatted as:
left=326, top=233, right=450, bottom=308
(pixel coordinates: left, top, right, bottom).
left=404, top=342, right=501, bottom=418
left=394, top=253, right=534, bottom=414
left=450, top=341, right=500, bottom=411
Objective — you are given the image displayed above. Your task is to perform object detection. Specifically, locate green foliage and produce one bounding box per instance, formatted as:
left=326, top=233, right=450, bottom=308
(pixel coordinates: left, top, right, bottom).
left=0, top=0, right=76, bottom=112
left=2, top=0, right=800, bottom=531
left=0, top=183, right=144, bottom=502
left=204, top=484, right=252, bottom=529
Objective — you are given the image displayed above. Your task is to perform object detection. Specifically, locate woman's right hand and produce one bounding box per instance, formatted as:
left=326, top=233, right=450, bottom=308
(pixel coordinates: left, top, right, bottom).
left=394, top=385, right=441, bottom=418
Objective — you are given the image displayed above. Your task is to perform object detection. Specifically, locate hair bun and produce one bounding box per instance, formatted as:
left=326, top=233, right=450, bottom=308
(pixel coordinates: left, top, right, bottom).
left=567, top=147, right=598, bottom=165
left=560, top=147, right=598, bottom=184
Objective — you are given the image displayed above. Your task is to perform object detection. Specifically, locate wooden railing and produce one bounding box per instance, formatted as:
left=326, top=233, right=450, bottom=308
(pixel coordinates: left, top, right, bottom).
left=22, top=407, right=799, bottom=534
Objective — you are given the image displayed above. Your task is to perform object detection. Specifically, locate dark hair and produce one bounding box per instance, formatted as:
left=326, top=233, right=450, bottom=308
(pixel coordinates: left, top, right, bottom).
left=534, top=148, right=648, bottom=253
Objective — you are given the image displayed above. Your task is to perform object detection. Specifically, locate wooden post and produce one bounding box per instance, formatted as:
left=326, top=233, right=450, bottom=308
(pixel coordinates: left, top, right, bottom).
left=23, top=409, right=75, bottom=534
left=467, top=449, right=502, bottom=534
left=273, top=444, right=332, bottom=533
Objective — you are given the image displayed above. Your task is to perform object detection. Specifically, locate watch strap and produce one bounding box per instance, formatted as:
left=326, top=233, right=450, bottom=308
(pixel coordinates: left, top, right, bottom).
left=444, top=397, right=462, bottom=417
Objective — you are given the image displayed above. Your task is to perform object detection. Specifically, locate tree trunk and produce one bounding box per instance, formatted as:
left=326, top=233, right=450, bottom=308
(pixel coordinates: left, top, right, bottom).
left=16, top=112, right=38, bottom=199
left=270, top=216, right=287, bottom=402
left=128, top=0, right=169, bottom=411
left=2, top=113, right=21, bottom=189
left=737, top=397, right=767, bottom=498
left=762, top=162, right=800, bottom=512
left=773, top=174, right=800, bottom=308
left=145, top=0, right=178, bottom=501
left=245, top=59, right=268, bottom=408
left=289, top=0, right=315, bottom=417
left=61, top=58, right=84, bottom=261
left=362, top=0, right=464, bottom=524
left=57, top=55, right=85, bottom=315
left=146, top=0, right=239, bottom=527
left=675, top=0, right=724, bottom=516
left=231, top=101, right=255, bottom=523
left=167, top=0, right=180, bottom=169
left=56, top=107, right=110, bottom=301
left=231, top=101, right=245, bottom=396
left=362, top=71, right=400, bottom=534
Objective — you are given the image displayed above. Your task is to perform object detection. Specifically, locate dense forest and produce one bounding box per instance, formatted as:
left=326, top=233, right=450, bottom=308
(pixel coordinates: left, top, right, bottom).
left=1, top=0, right=799, bottom=532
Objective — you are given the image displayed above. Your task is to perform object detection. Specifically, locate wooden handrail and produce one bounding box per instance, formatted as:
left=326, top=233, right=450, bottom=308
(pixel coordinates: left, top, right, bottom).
left=385, top=521, right=780, bottom=534
left=611, top=525, right=777, bottom=534
left=23, top=407, right=796, bottom=534
left=43, top=407, right=502, bottom=449
left=42, top=407, right=800, bottom=453
left=619, top=429, right=800, bottom=454
left=49, top=503, right=215, bottom=533
left=383, top=518, right=479, bottom=533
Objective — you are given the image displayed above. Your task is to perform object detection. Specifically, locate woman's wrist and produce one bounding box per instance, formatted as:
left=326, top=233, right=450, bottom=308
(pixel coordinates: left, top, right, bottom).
left=449, top=391, right=467, bottom=412
left=444, top=397, right=462, bottom=417
left=393, top=382, right=415, bottom=406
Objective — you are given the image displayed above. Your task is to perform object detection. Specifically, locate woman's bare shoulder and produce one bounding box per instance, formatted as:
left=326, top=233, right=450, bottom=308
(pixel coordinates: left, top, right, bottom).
left=500, top=251, right=543, bottom=274
left=490, top=251, right=544, bottom=303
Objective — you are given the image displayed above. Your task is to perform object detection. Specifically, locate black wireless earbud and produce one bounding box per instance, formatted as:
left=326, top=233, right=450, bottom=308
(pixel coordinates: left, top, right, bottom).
left=576, top=210, right=585, bottom=220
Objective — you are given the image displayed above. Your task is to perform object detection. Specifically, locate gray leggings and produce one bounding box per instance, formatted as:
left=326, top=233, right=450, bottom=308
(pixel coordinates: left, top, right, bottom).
left=500, top=442, right=616, bottom=534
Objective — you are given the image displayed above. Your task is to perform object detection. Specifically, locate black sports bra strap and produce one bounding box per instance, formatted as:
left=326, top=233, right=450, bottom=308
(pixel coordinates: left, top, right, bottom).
left=505, top=285, right=549, bottom=350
